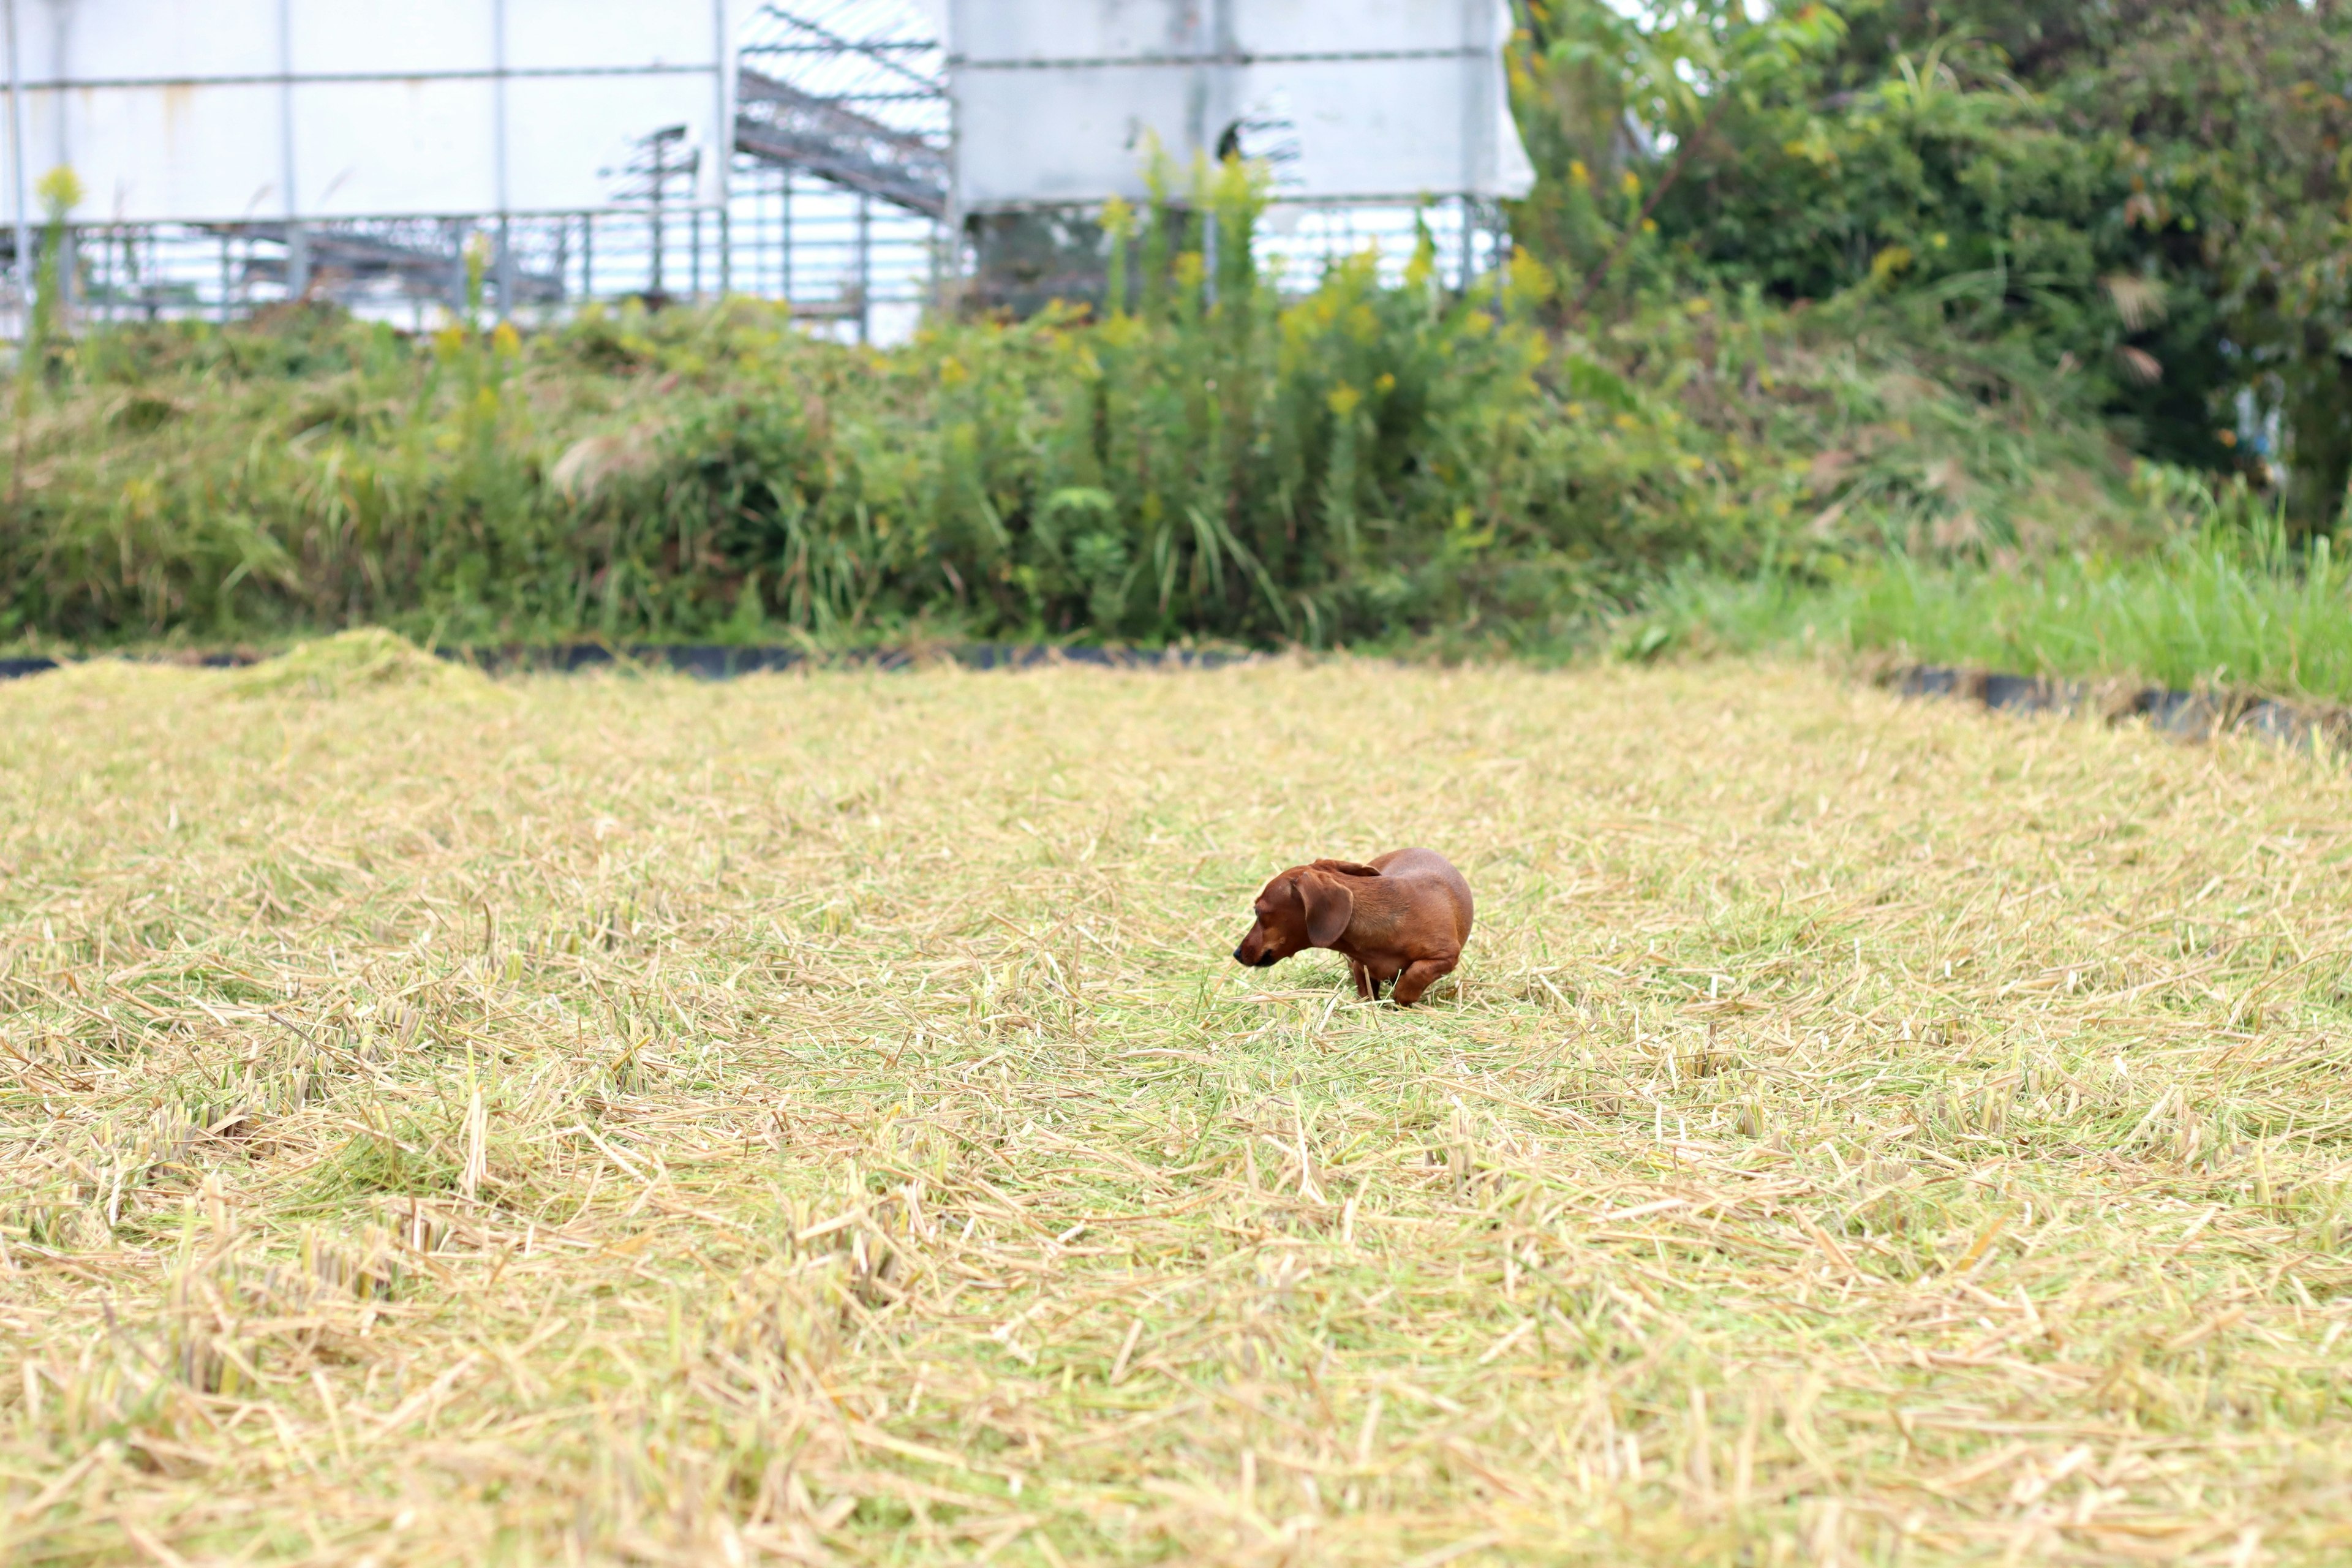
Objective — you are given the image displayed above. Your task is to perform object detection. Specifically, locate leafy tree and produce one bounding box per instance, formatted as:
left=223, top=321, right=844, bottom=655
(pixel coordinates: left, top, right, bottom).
left=1506, top=0, right=2352, bottom=530
left=2086, top=2, right=2352, bottom=528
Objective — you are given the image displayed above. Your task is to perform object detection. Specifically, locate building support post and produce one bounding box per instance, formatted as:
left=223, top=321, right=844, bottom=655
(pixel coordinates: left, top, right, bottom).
left=649, top=139, right=665, bottom=296
left=855, top=190, right=870, bottom=344
left=492, top=0, right=514, bottom=321
left=276, top=0, right=307, bottom=300
left=1460, top=194, right=1474, bottom=296
left=6, top=0, right=31, bottom=334
left=711, top=0, right=731, bottom=300
left=941, top=0, right=965, bottom=321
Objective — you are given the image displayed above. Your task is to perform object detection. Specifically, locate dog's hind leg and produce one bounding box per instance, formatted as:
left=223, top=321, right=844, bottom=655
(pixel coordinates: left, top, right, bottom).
left=1389, top=957, right=1457, bottom=1006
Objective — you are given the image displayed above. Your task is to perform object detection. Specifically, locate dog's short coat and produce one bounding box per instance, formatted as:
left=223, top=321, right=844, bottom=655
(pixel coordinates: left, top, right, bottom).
left=1230, top=848, right=1474, bottom=1005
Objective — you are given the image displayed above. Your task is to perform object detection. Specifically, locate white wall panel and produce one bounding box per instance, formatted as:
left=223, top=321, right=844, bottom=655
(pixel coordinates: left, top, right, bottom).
left=46, top=0, right=279, bottom=85
left=955, top=0, right=1204, bottom=62
left=508, top=0, right=725, bottom=72
left=10, top=0, right=737, bottom=222
left=294, top=0, right=496, bottom=78
left=28, top=83, right=284, bottom=221
left=294, top=80, right=498, bottom=216
left=507, top=74, right=727, bottom=211
left=954, top=66, right=1198, bottom=208
left=1238, top=0, right=1471, bottom=56
left=946, top=0, right=1531, bottom=209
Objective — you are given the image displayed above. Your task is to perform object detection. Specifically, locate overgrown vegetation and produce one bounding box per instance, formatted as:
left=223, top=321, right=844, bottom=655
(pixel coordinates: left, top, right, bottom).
left=10, top=0, right=2352, bottom=691
left=1512, top=0, right=2352, bottom=525
left=1634, top=464, right=2352, bottom=698
left=1503, top=0, right=2352, bottom=689
left=0, top=221, right=2135, bottom=654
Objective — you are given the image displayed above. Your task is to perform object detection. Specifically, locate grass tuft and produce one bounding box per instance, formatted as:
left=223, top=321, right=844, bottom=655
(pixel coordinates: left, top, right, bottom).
left=1653, top=473, right=2352, bottom=702
left=223, top=628, right=492, bottom=699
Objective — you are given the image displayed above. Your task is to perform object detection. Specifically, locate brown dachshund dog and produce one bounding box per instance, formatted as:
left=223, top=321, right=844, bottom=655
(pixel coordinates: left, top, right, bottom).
left=1231, top=848, right=1474, bottom=1005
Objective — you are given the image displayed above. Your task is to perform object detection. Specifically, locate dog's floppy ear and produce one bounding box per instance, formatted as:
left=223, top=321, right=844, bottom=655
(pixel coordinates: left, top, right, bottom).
left=1314, top=860, right=1382, bottom=878
left=1297, top=869, right=1354, bottom=947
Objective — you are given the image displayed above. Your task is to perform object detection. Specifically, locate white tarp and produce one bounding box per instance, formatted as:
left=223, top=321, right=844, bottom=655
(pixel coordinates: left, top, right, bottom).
left=945, top=0, right=1534, bottom=209
left=6, top=0, right=737, bottom=222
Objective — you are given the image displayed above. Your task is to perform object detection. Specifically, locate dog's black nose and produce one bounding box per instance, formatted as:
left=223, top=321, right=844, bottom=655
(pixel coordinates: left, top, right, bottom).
left=1232, top=945, right=1250, bottom=965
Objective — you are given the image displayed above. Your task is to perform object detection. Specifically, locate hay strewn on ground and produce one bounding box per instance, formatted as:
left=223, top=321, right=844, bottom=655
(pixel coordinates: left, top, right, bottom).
left=3, top=659, right=2350, bottom=1566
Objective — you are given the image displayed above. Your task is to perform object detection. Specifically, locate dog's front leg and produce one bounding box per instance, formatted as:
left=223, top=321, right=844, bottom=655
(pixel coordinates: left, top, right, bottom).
left=1349, top=959, right=1374, bottom=1001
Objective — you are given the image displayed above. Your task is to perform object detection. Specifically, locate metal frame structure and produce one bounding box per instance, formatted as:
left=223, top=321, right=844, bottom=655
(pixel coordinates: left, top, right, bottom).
left=733, top=1, right=948, bottom=339
left=0, top=1, right=948, bottom=340
left=0, top=1, right=1515, bottom=343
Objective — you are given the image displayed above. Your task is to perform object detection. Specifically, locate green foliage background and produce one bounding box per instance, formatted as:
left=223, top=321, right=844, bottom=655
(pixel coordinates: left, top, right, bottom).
left=1513, top=0, right=2352, bottom=524
left=7, top=0, right=2352, bottom=673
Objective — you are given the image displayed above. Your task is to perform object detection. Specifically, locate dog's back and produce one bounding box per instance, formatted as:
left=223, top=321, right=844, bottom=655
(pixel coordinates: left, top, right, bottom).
left=1368, top=846, right=1474, bottom=946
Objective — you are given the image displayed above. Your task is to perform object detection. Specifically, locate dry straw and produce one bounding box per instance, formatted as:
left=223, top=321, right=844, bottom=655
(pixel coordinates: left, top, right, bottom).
left=3, top=649, right=2351, bottom=1564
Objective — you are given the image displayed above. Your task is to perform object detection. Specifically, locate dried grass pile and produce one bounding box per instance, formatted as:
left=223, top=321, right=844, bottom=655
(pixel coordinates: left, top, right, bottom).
left=2, top=658, right=2349, bottom=1565
left=222, top=629, right=493, bottom=699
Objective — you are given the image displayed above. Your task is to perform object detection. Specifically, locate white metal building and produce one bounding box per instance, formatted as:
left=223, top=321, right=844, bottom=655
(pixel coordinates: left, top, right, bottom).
left=946, top=0, right=1532, bottom=211
left=0, top=0, right=1527, bottom=338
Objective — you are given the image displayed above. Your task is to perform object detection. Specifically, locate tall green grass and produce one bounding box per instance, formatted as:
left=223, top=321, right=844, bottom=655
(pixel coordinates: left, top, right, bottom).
left=1649, top=467, right=2352, bottom=699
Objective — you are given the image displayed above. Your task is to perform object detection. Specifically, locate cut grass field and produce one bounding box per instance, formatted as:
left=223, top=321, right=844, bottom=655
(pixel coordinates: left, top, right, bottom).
left=5, top=647, right=2352, bottom=1566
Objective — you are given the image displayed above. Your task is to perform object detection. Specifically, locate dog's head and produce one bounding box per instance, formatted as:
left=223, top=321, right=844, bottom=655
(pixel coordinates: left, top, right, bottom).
left=1232, top=861, right=1378, bottom=968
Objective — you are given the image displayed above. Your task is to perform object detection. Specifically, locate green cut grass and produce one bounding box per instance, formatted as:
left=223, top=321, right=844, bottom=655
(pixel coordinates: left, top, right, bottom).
left=4, top=657, right=2352, bottom=1564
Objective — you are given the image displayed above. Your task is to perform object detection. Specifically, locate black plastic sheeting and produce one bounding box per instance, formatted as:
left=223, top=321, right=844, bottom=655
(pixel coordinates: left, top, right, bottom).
left=461, top=642, right=1251, bottom=676
left=1894, top=665, right=2352, bottom=753
left=1, top=651, right=249, bottom=679
left=0, top=643, right=1253, bottom=684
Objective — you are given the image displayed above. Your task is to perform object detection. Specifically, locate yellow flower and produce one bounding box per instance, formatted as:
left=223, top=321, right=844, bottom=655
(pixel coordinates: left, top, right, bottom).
left=36, top=165, right=83, bottom=215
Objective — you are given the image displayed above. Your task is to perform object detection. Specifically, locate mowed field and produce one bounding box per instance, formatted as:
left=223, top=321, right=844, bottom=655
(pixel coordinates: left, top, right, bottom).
left=5, top=651, right=2352, bottom=1567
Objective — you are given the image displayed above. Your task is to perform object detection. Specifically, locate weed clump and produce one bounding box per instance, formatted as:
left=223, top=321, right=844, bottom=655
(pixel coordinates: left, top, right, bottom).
left=225, top=628, right=489, bottom=699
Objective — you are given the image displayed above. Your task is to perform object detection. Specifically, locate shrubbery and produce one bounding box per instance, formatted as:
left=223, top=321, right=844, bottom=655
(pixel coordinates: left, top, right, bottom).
left=0, top=191, right=2130, bottom=650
